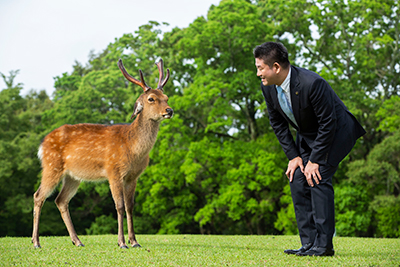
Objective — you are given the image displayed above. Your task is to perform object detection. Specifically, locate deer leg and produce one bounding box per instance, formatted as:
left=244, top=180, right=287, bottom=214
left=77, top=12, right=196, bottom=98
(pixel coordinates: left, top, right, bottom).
left=32, top=171, right=63, bottom=248
left=109, top=178, right=128, bottom=248
left=124, top=178, right=140, bottom=247
left=55, top=175, right=83, bottom=247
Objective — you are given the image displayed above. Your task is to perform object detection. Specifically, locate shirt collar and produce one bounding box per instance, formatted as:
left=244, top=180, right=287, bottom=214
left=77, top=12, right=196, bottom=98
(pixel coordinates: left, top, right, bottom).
left=280, top=67, right=291, bottom=93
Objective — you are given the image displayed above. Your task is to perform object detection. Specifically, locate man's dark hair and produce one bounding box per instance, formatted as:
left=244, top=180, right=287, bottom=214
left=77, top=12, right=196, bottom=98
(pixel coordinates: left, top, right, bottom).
left=253, top=42, right=290, bottom=69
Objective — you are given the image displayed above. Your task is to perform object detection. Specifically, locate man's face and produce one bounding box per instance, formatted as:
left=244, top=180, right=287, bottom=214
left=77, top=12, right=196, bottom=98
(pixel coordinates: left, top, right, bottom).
left=255, top=58, right=279, bottom=86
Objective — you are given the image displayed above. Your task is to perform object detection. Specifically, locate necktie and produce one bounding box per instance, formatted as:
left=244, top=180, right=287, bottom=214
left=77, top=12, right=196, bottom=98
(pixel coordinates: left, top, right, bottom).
left=277, top=86, right=298, bottom=127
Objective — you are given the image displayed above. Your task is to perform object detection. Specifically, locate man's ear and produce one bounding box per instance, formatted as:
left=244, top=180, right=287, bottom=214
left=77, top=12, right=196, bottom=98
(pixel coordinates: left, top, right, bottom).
left=131, top=100, right=143, bottom=119
left=273, top=62, right=281, bottom=74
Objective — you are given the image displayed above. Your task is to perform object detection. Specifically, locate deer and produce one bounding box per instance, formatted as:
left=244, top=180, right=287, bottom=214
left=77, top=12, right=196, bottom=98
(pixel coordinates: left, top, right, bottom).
left=32, top=58, right=173, bottom=249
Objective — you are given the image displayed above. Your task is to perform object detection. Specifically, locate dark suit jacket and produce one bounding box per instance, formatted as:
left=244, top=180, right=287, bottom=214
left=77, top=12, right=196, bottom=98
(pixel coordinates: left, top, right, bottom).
left=261, top=66, right=366, bottom=166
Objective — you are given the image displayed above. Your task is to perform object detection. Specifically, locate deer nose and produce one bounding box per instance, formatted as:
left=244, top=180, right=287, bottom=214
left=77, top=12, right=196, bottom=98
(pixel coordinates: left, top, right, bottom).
left=166, top=108, right=173, bottom=116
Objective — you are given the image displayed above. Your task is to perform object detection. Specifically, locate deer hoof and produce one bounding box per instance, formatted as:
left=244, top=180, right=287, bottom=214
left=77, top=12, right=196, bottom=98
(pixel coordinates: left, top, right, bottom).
left=72, top=241, right=84, bottom=247
left=34, top=245, right=41, bottom=249
left=132, top=243, right=142, bottom=248
left=120, top=245, right=129, bottom=249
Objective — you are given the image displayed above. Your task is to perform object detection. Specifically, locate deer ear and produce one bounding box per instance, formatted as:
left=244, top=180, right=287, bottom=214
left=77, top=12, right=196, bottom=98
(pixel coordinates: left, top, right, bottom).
left=131, top=101, right=143, bottom=119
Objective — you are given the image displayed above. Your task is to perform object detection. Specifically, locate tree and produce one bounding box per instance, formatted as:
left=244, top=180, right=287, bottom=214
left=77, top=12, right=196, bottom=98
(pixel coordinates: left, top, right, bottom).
left=0, top=71, right=52, bottom=236
left=136, top=0, right=290, bottom=235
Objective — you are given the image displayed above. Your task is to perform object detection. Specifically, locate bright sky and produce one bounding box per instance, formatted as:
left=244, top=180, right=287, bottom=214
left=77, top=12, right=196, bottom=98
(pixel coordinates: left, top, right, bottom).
left=0, top=0, right=221, bottom=96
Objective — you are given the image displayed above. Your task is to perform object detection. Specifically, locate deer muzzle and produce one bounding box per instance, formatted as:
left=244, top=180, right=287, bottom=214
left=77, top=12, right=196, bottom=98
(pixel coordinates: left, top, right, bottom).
left=163, top=108, right=174, bottom=119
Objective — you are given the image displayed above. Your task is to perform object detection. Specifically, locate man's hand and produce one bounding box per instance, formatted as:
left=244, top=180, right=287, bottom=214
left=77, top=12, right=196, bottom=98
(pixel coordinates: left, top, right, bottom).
left=286, top=156, right=304, bottom=182
left=304, top=161, right=321, bottom=187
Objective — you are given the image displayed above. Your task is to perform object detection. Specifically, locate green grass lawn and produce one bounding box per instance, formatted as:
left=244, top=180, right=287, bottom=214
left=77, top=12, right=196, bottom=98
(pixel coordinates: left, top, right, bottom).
left=0, top=235, right=399, bottom=266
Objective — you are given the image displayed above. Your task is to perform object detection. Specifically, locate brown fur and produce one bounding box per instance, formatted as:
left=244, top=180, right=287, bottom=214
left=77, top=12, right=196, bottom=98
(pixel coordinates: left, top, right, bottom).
left=32, top=61, right=172, bottom=248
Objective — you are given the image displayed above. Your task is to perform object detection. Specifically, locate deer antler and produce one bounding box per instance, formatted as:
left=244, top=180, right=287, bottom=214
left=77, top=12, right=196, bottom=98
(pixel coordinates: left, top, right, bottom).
left=118, top=59, right=151, bottom=92
left=155, top=59, right=170, bottom=91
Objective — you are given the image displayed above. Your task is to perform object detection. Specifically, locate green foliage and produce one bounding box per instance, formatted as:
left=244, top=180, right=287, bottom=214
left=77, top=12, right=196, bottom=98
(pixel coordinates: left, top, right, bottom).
left=346, top=131, right=400, bottom=237
left=0, top=71, right=52, bottom=236
left=44, top=68, right=132, bottom=130
left=370, top=195, right=400, bottom=238
left=274, top=185, right=298, bottom=235
left=184, top=135, right=287, bottom=234
left=86, top=214, right=117, bottom=235
left=1, top=0, right=399, bottom=238
left=335, top=184, right=372, bottom=237
left=348, top=131, right=400, bottom=196
left=376, top=96, right=400, bottom=133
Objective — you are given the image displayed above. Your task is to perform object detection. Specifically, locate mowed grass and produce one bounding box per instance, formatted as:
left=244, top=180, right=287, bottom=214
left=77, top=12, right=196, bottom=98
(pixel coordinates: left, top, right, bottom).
left=0, top=235, right=399, bottom=266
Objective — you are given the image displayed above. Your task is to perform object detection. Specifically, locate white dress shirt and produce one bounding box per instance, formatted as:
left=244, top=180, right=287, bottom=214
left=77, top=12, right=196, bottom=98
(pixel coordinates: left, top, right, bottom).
left=279, top=67, right=292, bottom=107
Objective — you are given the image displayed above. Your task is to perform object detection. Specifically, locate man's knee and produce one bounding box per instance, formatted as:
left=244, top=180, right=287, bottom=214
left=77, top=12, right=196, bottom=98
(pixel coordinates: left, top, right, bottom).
left=291, top=167, right=306, bottom=184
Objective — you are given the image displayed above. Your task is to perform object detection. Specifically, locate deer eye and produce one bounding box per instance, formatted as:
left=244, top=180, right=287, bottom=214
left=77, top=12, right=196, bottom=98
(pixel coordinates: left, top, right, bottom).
left=148, top=97, right=155, bottom=102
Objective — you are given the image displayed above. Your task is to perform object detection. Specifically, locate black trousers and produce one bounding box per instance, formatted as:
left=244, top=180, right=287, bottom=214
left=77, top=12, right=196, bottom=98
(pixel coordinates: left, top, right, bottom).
left=290, top=154, right=338, bottom=249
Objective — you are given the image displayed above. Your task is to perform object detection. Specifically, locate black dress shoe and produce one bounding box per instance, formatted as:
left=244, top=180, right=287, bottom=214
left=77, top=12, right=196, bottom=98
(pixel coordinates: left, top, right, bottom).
left=296, top=246, right=335, bottom=256
left=284, top=243, right=313, bottom=255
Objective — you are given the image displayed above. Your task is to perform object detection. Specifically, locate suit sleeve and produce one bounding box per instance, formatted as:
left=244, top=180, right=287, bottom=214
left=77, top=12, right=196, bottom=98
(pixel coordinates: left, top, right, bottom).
left=308, top=79, right=337, bottom=164
left=261, top=84, right=299, bottom=161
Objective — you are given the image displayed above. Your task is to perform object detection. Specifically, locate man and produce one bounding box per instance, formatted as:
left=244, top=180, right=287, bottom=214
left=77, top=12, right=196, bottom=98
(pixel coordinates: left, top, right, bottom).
left=253, top=42, right=365, bottom=256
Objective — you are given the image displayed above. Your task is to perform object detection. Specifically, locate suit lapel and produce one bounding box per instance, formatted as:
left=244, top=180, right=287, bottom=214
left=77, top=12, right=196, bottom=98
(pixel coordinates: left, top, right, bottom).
left=271, top=85, right=279, bottom=109
left=290, top=66, right=301, bottom=128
